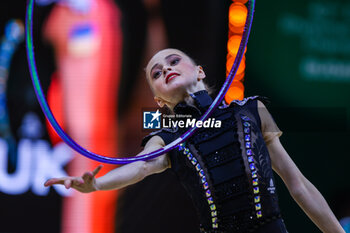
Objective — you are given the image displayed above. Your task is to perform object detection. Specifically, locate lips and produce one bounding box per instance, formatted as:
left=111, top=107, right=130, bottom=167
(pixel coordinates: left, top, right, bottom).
left=166, top=73, right=179, bottom=84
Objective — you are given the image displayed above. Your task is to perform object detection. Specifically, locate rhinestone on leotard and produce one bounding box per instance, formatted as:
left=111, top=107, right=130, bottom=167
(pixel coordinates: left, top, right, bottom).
left=180, top=141, right=219, bottom=229
left=241, top=114, right=263, bottom=219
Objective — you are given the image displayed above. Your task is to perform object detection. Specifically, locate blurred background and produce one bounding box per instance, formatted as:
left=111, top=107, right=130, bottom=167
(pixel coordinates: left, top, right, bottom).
left=0, top=0, right=349, bottom=232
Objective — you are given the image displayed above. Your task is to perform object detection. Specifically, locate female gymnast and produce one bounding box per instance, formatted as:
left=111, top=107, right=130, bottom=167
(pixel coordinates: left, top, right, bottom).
left=45, top=48, right=345, bottom=233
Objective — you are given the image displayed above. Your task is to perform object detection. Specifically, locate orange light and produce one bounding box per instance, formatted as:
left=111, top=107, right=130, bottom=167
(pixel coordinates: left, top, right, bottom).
left=236, top=72, right=245, bottom=81
left=229, top=23, right=244, bottom=34
left=232, top=0, right=248, bottom=4
left=227, top=35, right=247, bottom=56
left=229, top=3, right=247, bottom=28
left=226, top=55, right=245, bottom=75
left=226, top=71, right=245, bottom=81
left=226, top=70, right=245, bottom=81
left=225, top=81, right=244, bottom=102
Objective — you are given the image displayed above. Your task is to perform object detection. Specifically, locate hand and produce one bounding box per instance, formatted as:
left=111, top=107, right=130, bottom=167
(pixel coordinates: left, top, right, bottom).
left=44, top=165, right=103, bottom=193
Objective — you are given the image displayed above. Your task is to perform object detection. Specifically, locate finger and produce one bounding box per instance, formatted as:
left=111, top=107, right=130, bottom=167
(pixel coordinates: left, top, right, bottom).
left=82, top=172, right=93, bottom=181
left=64, top=179, right=72, bottom=189
left=77, top=177, right=84, bottom=184
left=72, top=178, right=84, bottom=187
left=92, top=165, right=103, bottom=177
left=44, top=178, right=66, bottom=187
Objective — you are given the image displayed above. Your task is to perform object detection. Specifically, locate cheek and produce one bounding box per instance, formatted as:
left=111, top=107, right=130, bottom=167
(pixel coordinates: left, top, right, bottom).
left=152, top=79, right=167, bottom=94
left=178, top=63, right=197, bottom=78
left=181, top=63, right=195, bottom=71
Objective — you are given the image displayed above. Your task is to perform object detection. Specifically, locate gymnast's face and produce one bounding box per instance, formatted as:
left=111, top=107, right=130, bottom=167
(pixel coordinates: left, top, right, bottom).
left=146, top=49, right=206, bottom=109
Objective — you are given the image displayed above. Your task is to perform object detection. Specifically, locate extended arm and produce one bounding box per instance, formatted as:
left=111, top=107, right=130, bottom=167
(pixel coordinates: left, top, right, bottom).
left=96, top=136, right=170, bottom=191
left=267, top=137, right=344, bottom=233
left=44, top=135, right=170, bottom=193
left=257, top=100, right=344, bottom=233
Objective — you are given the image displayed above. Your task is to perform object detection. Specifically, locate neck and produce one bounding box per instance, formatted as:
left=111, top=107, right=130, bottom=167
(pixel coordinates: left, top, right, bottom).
left=167, top=87, right=207, bottom=111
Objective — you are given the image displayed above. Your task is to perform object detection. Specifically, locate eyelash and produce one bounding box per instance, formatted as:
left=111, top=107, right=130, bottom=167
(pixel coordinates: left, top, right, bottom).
left=170, top=57, right=180, bottom=66
left=153, top=71, right=161, bottom=79
left=152, top=57, right=181, bottom=79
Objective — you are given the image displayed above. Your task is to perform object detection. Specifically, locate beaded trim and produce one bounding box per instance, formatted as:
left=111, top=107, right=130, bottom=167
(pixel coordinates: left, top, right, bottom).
left=240, top=115, right=262, bottom=219
left=232, top=96, right=259, bottom=106
left=178, top=143, right=218, bottom=229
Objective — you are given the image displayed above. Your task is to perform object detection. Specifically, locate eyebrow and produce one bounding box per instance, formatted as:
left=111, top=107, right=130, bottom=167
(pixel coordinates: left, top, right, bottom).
left=150, top=54, right=179, bottom=75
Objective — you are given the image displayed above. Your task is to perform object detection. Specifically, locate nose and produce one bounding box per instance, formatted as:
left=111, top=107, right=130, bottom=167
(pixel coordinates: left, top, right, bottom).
left=163, top=66, right=172, bottom=76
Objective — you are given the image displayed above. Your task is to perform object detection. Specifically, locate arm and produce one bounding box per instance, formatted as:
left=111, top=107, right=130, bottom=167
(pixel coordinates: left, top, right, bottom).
left=44, top=135, right=170, bottom=193
left=257, top=101, right=344, bottom=233
left=96, top=135, right=170, bottom=191
left=267, top=137, right=344, bottom=233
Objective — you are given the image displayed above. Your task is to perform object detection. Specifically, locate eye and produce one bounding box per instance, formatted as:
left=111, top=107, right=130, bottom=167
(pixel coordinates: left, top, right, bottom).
left=170, top=57, right=181, bottom=66
left=152, top=70, right=162, bottom=79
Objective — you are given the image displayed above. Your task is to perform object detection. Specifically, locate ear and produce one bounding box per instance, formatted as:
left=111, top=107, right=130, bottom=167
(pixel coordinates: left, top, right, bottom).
left=197, top=65, right=206, bottom=81
left=154, top=96, right=165, bottom=108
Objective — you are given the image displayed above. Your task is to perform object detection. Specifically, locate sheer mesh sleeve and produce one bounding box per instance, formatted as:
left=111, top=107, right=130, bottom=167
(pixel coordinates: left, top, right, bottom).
left=257, top=101, right=282, bottom=144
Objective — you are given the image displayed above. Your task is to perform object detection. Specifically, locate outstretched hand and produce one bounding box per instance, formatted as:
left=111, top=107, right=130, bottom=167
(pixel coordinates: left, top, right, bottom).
left=44, top=165, right=103, bottom=193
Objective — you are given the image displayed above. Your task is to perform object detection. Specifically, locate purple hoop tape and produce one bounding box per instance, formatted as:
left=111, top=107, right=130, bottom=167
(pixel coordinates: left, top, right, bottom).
left=25, top=0, right=255, bottom=164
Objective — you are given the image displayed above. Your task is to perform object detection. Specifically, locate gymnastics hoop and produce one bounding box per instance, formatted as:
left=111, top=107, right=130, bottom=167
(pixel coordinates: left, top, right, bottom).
left=25, top=0, right=255, bottom=164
